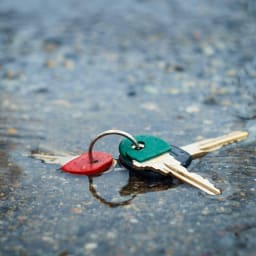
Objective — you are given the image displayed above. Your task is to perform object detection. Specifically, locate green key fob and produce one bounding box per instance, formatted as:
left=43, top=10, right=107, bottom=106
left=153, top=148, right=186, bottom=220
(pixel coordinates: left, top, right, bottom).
left=119, top=135, right=171, bottom=163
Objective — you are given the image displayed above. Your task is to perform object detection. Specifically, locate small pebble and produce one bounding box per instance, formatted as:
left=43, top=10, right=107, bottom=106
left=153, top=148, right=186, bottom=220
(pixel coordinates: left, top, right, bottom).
left=144, top=86, right=158, bottom=95
left=185, top=105, right=200, bottom=113
left=63, top=60, right=74, bottom=69
left=203, top=45, right=215, bottom=56
left=70, top=207, right=82, bottom=214
left=3, top=70, right=20, bottom=80
left=129, top=218, right=139, bottom=224
left=166, top=88, right=180, bottom=95
left=46, top=60, right=57, bottom=68
left=201, top=207, right=209, bottom=215
left=7, top=127, right=17, bottom=135
left=141, top=102, right=159, bottom=111
left=225, top=69, right=237, bottom=77
left=84, top=243, right=98, bottom=251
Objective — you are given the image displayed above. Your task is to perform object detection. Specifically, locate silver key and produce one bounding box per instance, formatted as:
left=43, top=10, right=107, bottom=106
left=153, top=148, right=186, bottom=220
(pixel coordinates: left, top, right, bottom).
left=132, top=154, right=221, bottom=195
left=125, top=131, right=248, bottom=195
left=31, top=153, right=79, bottom=165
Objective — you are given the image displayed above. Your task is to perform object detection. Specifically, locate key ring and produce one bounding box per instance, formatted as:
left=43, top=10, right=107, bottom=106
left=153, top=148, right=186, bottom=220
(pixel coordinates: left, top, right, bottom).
left=88, top=129, right=141, bottom=162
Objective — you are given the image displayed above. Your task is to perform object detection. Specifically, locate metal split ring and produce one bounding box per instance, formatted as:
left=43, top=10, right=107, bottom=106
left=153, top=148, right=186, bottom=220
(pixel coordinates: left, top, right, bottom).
left=88, top=129, right=140, bottom=162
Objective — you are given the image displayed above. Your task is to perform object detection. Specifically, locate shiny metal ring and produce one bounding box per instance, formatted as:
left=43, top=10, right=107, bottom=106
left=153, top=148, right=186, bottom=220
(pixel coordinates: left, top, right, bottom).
left=88, top=129, right=140, bottom=162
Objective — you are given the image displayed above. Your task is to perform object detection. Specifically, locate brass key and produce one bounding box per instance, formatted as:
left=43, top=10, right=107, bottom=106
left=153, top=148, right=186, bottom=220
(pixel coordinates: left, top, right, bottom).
left=181, top=131, right=248, bottom=159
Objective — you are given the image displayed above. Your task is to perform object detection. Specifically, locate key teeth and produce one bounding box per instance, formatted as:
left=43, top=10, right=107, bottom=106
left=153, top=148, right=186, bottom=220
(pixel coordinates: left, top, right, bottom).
left=190, top=172, right=221, bottom=195
left=132, top=155, right=221, bottom=195
left=163, top=162, right=221, bottom=195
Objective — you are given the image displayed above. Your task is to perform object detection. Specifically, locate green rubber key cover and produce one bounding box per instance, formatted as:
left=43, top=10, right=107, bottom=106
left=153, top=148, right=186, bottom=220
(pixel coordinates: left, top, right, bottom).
left=119, top=135, right=171, bottom=162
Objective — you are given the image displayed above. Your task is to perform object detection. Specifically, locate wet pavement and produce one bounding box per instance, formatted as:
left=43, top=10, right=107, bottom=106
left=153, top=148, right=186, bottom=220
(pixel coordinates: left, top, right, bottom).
left=0, top=0, right=256, bottom=255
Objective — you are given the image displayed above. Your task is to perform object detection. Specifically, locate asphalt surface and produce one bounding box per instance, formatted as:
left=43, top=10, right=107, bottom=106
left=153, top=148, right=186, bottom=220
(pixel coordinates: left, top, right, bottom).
left=0, top=0, right=256, bottom=255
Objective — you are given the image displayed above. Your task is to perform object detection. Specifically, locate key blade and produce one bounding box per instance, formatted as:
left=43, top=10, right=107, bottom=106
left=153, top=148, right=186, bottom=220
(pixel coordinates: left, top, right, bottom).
left=181, top=131, right=248, bottom=158
left=31, top=153, right=78, bottom=165
left=132, top=154, right=172, bottom=175
left=163, top=157, right=221, bottom=195
left=132, top=154, right=220, bottom=195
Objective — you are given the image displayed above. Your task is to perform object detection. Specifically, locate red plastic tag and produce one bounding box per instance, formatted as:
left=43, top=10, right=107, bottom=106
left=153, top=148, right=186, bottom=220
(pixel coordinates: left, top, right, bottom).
left=61, top=151, right=113, bottom=175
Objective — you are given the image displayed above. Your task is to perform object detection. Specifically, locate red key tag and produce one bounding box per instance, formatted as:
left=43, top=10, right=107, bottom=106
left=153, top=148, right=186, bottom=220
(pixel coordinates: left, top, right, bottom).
left=61, top=151, right=113, bottom=175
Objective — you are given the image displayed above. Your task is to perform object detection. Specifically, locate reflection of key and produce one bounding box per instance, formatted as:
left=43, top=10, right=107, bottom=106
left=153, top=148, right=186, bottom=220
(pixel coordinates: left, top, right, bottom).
left=119, top=131, right=248, bottom=195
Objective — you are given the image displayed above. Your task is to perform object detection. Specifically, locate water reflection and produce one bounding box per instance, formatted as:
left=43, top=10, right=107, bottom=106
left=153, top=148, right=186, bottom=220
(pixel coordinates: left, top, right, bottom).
left=88, top=169, right=179, bottom=208
left=120, top=171, right=178, bottom=195
left=89, top=176, right=136, bottom=208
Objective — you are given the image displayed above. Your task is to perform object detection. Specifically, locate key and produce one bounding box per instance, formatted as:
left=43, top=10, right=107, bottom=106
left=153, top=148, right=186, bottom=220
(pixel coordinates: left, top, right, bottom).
left=32, top=151, right=114, bottom=175
left=119, top=135, right=244, bottom=195
left=32, top=153, right=78, bottom=165
left=119, top=131, right=248, bottom=194
left=119, top=135, right=221, bottom=195
left=131, top=153, right=221, bottom=195
left=119, top=131, right=248, bottom=174
left=180, top=131, right=248, bottom=159
left=119, top=143, right=192, bottom=180
left=119, top=131, right=248, bottom=170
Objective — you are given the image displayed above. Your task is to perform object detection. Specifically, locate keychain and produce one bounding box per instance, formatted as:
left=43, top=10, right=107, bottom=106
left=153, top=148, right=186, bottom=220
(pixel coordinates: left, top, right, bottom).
left=32, top=129, right=248, bottom=195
